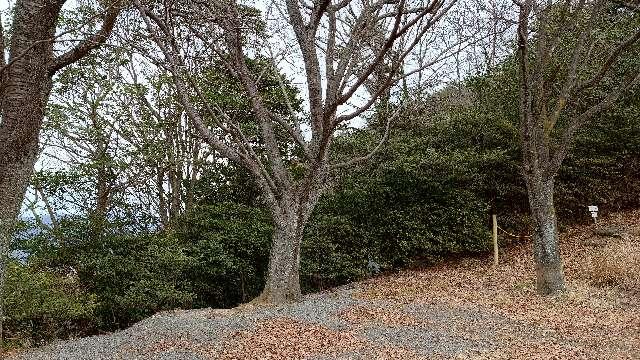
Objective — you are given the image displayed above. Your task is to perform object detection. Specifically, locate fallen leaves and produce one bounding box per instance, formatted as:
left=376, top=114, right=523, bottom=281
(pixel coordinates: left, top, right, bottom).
left=204, top=317, right=422, bottom=360
left=107, top=210, right=640, bottom=360
left=355, top=209, right=640, bottom=359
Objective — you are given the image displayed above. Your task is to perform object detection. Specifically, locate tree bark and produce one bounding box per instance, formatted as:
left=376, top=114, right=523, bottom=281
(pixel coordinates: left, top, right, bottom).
left=0, top=0, right=63, bottom=350
left=0, top=0, right=119, bottom=346
left=525, top=176, right=567, bottom=294
left=157, top=166, right=169, bottom=227
left=90, top=116, right=112, bottom=239
left=0, top=0, right=61, bottom=224
left=258, top=197, right=310, bottom=303
left=135, top=0, right=453, bottom=305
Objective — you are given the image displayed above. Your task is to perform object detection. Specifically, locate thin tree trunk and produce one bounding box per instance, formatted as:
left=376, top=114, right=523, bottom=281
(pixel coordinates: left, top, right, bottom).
left=164, top=120, right=182, bottom=222
left=185, top=140, right=200, bottom=214
left=526, top=177, right=567, bottom=294
left=91, top=139, right=111, bottom=239
left=157, top=166, right=169, bottom=227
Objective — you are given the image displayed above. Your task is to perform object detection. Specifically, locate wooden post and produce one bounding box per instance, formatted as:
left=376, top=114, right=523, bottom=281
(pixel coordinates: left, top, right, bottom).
left=492, top=214, right=498, bottom=266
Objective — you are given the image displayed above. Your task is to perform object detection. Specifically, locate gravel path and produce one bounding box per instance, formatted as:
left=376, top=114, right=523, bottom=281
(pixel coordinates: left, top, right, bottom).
left=9, top=283, right=515, bottom=360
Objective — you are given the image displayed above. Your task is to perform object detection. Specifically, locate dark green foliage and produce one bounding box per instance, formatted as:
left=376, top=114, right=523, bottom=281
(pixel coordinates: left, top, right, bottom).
left=170, top=203, right=273, bottom=307
left=301, top=142, right=493, bottom=291
left=10, top=70, right=639, bottom=344
left=15, top=218, right=195, bottom=331
left=459, top=58, right=640, bottom=224
left=302, top=184, right=490, bottom=291
left=76, top=232, right=194, bottom=328
left=192, top=163, right=264, bottom=208
left=6, top=203, right=274, bottom=344
left=558, top=86, right=640, bottom=219
left=8, top=22, right=640, bottom=346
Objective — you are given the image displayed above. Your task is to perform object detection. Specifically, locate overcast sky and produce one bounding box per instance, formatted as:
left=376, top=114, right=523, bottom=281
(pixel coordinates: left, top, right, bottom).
left=2, top=0, right=515, bottom=216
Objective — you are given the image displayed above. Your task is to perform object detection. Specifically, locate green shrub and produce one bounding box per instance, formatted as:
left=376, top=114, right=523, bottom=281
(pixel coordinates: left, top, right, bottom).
left=171, top=203, right=273, bottom=307
left=73, top=232, right=195, bottom=328
left=18, top=219, right=196, bottom=330
left=301, top=140, right=492, bottom=291
left=9, top=54, right=639, bottom=347
left=4, top=261, right=97, bottom=347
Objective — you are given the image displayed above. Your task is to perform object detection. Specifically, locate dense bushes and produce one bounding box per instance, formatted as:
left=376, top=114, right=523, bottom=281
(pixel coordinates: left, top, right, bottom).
left=6, top=172, right=493, bottom=345
left=171, top=203, right=273, bottom=307
left=5, top=204, right=272, bottom=341
left=461, top=61, right=640, bottom=223
left=6, top=62, right=640, bottom=348
left=558, top=104, right=640, bottom=218
left=16, top=218, right=195, bottom=331
left=301, top=146, right=493, bottom=290
left=76, top=232, right=194, bottom=328
left=3, top=262, right=97, bottom=346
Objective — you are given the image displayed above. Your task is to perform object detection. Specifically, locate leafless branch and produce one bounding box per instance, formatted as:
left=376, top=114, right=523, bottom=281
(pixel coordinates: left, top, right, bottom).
left=548, top=70, right=640, bottom=175
left=576, top=25, right=640, bottom=92
left=330, top=104, right=400, bottom=169
left=0, top=12, right=5, bottom=70
left=133, top=0, right=280, bottom=206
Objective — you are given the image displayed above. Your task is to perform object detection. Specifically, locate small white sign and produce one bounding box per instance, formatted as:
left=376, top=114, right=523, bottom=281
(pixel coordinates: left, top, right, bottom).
left=588, top=205, right=598, bottom=222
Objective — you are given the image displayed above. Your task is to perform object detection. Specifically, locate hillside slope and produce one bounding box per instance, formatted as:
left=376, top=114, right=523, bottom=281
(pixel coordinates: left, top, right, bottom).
left=10, top=210, right=640, bottom=360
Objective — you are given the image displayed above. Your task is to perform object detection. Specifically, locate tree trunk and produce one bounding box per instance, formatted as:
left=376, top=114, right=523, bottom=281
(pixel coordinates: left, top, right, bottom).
left=90, top=136, right=111, bottom=239
left=0, top=2, right=62, bottom=346
left=157, top=166, right=169, bottom=227
left=0, top=0, right=61, bottom=214
left=526, top=177, right=567, bottom=294
left=0, top=0, right=118, bottom=349
left=258, top=198, right=308, bottom=303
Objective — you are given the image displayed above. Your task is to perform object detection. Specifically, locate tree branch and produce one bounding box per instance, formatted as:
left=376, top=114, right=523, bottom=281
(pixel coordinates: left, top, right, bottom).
left=0, top=11, right=5, bottom=97
left=613, top=0, right=640, bottom=12
left=308, top=0, right=331, bottom=34
left=284, top=0, right=325, bottom=134
left=0, top=12, right=5, bottom=70
left=133, top=0, right=280, bottom=205
left=335, top=0, right=456, bottom=124
left=34, top=184, right=60, bottom=232
left=575, top=25, right=640, bottom=93
left=269, top=55, right=313, bottom=160
left=330, top=104, right=399, bottom=170
left=220, top=2, right=291, bottom=189
left=335, top=0, right=407, bottom=106
left=547, top=70, right=640, bottom=176
left=516, top=0, right=535, bottom=169
left=543, top=0, right=596, bottom=138
left=48, top=3, right=121, bottom=75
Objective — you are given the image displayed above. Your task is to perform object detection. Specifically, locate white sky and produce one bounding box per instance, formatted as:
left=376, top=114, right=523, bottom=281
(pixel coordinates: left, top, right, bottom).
left=1, top=0, right=513, bottom=110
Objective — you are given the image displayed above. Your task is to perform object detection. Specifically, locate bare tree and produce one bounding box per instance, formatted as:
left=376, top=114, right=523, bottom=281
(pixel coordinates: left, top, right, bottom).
left=34, top=48, right=208, bottom=232
left=133, top=0, right=461, bottom=303
left=0, top=0, right=122, bottom=349
left=514, top=0, right=640, bottom=294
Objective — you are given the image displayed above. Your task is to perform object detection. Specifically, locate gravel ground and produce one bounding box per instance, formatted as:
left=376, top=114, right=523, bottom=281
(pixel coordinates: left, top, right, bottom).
left=9, top=283, right=513, bottom=360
